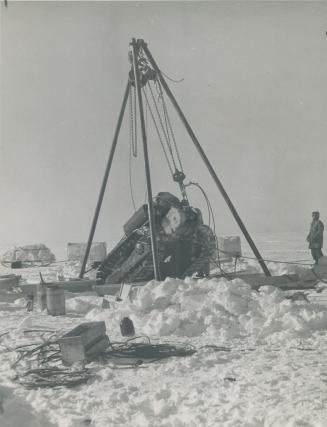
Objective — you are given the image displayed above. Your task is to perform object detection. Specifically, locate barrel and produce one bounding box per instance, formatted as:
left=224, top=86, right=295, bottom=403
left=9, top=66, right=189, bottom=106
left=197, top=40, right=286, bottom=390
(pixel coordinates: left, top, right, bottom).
left=36, top=283, right=47, bottom=311
left=46, top=285, right=65, bottom=316
left=120, top=317, right=135, bottom=337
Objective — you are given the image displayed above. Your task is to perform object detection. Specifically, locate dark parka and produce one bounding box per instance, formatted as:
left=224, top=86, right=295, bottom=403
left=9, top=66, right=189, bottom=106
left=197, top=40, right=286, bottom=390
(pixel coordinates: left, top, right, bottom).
left=307, top=219, right=324, bottom=249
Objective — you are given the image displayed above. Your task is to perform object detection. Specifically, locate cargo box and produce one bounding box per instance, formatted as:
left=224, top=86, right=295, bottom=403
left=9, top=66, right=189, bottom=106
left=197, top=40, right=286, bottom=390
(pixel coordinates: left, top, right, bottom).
left=59, top=321, right=109, bottom=365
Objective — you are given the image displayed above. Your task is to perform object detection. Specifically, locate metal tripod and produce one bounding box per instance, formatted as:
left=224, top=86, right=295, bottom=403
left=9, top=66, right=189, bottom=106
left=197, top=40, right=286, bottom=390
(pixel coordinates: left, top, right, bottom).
left=80, top=38, right=271, bottom=279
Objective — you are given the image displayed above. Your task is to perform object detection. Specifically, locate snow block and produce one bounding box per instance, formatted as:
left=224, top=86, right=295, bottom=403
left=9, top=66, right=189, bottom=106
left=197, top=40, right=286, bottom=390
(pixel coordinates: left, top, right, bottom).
left=217, top=236, right=242, bottom=257
left=67, top=242, right=107, bottom=262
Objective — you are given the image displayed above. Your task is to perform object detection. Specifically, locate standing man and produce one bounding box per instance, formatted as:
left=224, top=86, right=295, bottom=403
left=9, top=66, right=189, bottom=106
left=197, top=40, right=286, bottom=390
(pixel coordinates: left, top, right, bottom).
left=307, top=211, right=324, bottom=264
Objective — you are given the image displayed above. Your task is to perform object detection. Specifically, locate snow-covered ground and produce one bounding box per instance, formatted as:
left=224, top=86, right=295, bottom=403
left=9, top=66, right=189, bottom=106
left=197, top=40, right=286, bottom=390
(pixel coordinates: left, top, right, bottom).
left=1, top=232, right=327, bottom=427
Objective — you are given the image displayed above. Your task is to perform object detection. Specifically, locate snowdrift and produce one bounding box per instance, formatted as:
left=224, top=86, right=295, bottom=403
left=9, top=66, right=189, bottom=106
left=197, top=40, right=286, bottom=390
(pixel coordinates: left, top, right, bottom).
left=76, top=276, right=327, bottom=343
left=1, top=268, right=327, bottom=427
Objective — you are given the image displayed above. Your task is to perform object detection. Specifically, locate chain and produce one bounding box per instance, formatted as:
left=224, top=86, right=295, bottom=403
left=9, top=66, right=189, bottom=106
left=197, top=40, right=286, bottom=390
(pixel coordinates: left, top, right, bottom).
left=129, top=83, right=137, bottom=157
left=128, top=83, right=137, bottom=211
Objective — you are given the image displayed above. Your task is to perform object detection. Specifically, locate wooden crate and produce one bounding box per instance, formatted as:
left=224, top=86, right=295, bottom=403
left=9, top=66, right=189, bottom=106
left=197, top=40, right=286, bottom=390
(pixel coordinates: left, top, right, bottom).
left=59, top=321, right=109, bottom=365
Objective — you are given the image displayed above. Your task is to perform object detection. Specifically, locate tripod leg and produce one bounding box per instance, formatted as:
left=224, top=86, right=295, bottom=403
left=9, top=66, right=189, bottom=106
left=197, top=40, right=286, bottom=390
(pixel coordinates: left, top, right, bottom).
left=131, top=39, right=161, bottom=281
left=142, top=41, right=271, bottom=278
left=79, top=81, right=130, bottom=278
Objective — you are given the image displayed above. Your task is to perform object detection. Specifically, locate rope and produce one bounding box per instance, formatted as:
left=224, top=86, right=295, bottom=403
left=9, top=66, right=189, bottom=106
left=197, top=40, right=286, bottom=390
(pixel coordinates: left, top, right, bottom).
left=147, top=81, right=178, bottom=171
left=153, top=79, right=173, bottom=155
left=159, top=68, right=184, bottom=83
left=142, top=87, right=174, bottom=176
left=156, top=79, right=184, bottom=173
left=217, top=250, right=313, bottom=266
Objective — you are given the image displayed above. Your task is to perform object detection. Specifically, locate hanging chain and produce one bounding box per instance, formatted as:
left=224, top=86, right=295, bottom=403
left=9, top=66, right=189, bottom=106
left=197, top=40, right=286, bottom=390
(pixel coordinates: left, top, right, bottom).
left=129, top=83, right=138, bottom=158
left=129, top=136, right=137, bottom=211
left=128, top=83, right=137, bottom=211
left=132, top=85, right=137, bottom=157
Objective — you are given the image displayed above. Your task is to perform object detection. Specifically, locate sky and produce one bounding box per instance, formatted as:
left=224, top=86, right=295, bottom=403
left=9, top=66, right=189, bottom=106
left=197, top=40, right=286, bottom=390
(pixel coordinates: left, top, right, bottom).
left=0, top=1, right=327, bottom=253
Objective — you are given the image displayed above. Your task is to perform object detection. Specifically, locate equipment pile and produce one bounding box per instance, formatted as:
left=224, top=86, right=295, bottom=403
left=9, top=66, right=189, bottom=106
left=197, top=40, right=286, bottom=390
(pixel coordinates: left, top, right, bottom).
left=9, top=321, right=197, bottom=389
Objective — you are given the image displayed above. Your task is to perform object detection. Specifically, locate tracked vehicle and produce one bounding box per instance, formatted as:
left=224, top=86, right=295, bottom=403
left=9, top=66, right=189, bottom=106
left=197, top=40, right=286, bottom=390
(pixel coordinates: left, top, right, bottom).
left=96, top=192, right=217, bottom=284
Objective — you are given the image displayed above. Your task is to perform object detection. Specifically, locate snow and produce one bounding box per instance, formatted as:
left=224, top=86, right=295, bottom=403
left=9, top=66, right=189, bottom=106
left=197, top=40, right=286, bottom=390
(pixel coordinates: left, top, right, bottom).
left=1, top=235, right=327, bottom=426
left=0, top=385, right=56, bottom=427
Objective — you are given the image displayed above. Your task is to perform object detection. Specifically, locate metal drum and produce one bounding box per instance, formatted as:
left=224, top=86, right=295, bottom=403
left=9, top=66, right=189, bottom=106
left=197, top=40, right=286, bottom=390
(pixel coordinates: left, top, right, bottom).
left=36, top=283, right=47, bottom=311
left=120, top=317, right=135, bottom=337
left=46, top=285, right=65, bottom=316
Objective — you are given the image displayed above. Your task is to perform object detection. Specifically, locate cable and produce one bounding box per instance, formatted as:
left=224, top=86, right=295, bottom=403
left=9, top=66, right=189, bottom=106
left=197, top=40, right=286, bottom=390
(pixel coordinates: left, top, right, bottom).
left=142, top=87, right=174, bottom=176
left=156, top=79, right=184, bottom=173
left=103, top=338, right=196, bottom=366
left=209, top=256, right=233, bottom=280
left=182, top=181, right=232, bottom=279
left=185, top=182, right=212, bottom=228
left=218, top=250, right=313, bottom=267
left=11, top=337, right=93, bottom=389
left=147, top=81, right=178, bottom=172
left=17, top=367, right=92, bottom=389
left=153, top=79, right=173, bottom=155
left=159, top=68, right=184, bottom=83
left=11, top=335, right=197, bottom=386
left=129, top=125, right=137, bottom=212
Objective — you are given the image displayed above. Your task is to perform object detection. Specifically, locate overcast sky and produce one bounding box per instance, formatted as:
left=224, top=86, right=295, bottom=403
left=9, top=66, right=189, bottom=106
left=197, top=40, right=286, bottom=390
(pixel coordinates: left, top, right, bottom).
left=1, top=1, right=327, bottom=252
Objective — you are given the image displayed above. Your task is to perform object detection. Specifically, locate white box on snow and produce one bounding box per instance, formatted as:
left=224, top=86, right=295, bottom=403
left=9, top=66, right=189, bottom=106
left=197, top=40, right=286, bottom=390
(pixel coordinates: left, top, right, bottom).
left=217, top=236, right=242, bottom=258
left=67, top=242, right=107, bottom=262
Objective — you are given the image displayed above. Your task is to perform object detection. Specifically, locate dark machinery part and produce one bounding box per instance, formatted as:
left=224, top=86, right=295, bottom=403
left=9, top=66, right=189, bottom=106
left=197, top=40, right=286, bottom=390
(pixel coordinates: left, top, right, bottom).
left=96, top=192, right=217, bottom=284
left=128, top=49, right=157, bottom=88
